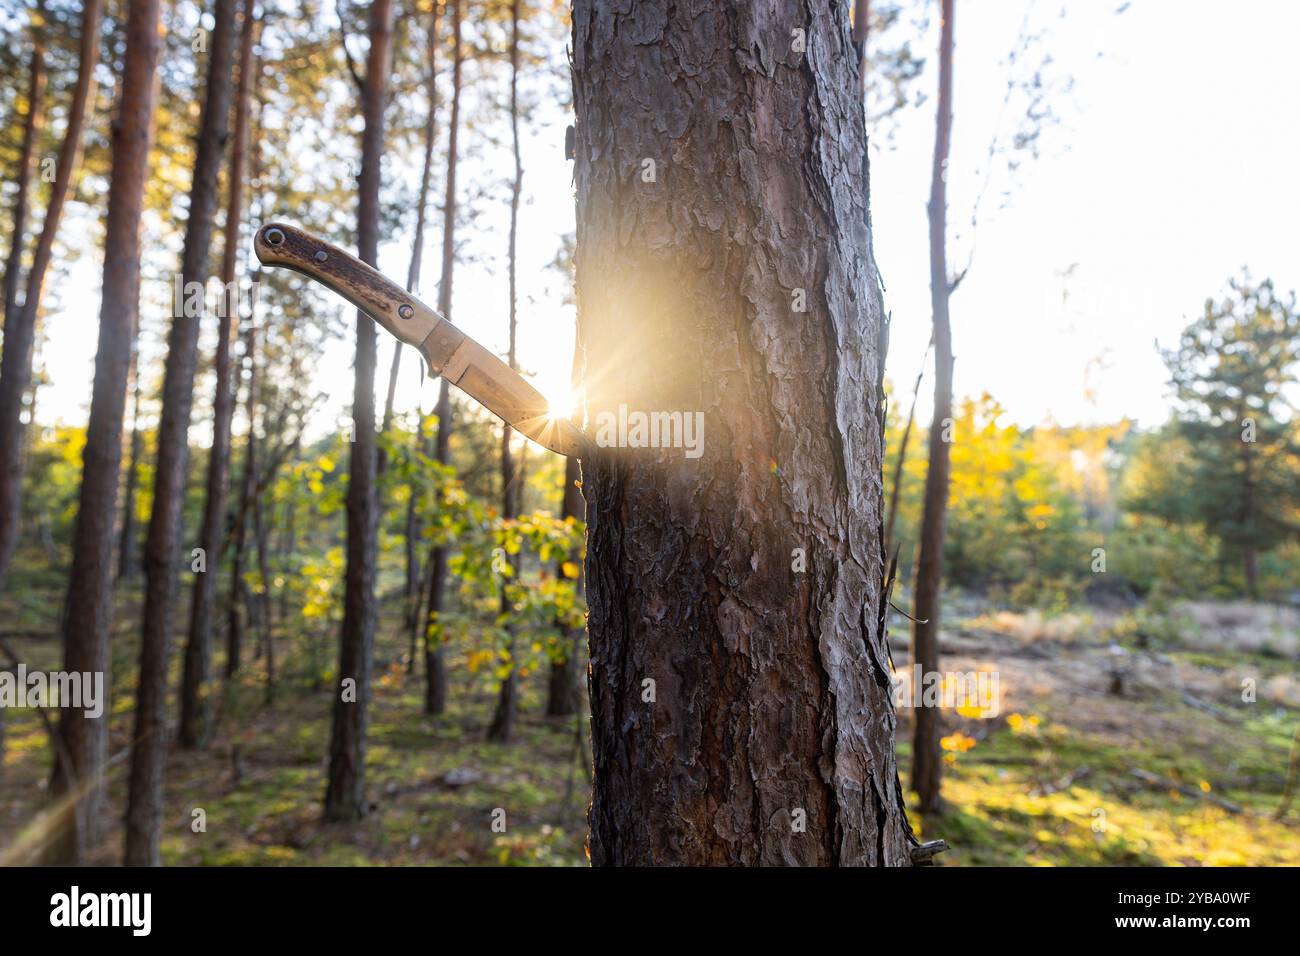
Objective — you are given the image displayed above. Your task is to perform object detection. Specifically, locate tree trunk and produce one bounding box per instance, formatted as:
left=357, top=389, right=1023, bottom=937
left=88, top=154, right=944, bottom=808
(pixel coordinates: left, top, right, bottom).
left=546, top=455, right=584, bottom=717
left=181, top=0, right=258, bottom=750
left=117, top=348, right=144, bottom=580
left=226, top=85, right=269, bottom=682
left=278, top=489, right=295, bottom=633
left=486, top=0, right=524, bottom=744
left=571, top=0, right=911, bottom=865
left=253, top=478, right=274, bottom=702
left=227, top=316, right=259, bottom=679
left=126, top=0, right=239, bottom=867
left=47, top=0, right=162, bottom=865
left=883, top=336, right=930, bottom=555
left=422, top=540, right=449, bottom=714
left=0, top=0, right=103, bottom=594
left=423, top=0, right=463, bottom=717
left=1240, top=420, right=1258, bottom=599
left=910, top=0, right=955, bottom=818
left=324, top=0, right=393, bottom=822
left=388, top=0, right=440, bottom=671
left=2, top=3, right=46, bottom=330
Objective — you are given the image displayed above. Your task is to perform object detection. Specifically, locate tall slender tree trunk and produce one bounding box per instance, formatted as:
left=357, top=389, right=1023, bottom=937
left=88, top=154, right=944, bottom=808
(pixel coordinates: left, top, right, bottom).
left=486, top=0, right=524, bottom=744
left=423, top=0, right=462, bottom=717
left=0, top=0, right=103, bottom=594
left=227, top=316, right=259, bottom=679
left=883, top=336, right=931, bottom=554
left=402, top=457, right=423, bottom=674
left=278, top=489, right=295, bottom=632
left=546, top=455, right=584, bottom=717
left=126, top=0, right=239, bottom=867
left=324, top=0, right=394, bottom=822
left=253, top=478, right=274, bottom=702
left=2, top=1, right=46, bottom=329
left=854, top=0, right=870, bottom=95
left=1240, top=430, right=1258, bottom=598
left=572, top=0, right=911, bottom=865
left=47, top=0, right=162, bottom=865
left=910, top=0, right=955, bottom=818
left=379, top=0, right=440, bottom=441
left=117, top=347, right=144, bottom=580
left=181, top=0, right=258, bottom=750
left=226, top=85, right=268, bottom=682
left=381, top=0, right=440, bottom=671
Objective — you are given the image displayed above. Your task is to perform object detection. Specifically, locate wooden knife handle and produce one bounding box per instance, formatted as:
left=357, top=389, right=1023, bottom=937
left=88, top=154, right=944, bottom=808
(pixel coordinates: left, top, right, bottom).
left=252, top=222, right=440, bottom=347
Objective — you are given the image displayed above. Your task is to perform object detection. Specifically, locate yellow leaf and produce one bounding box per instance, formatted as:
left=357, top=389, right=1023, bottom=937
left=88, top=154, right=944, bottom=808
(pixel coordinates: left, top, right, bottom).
left=561, top=561, right=579, bottom=579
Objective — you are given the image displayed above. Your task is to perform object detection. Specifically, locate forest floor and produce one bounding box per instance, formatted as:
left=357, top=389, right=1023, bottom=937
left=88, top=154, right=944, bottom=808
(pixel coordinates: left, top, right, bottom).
left=1, top=566, right=1297, bottom=866
left=896, top=596, right=1300, bottom=865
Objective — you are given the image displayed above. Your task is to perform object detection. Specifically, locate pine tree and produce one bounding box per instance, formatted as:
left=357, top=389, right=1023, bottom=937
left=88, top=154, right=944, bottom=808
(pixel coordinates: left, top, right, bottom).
left=1159, top=276, right=1300, bottom=597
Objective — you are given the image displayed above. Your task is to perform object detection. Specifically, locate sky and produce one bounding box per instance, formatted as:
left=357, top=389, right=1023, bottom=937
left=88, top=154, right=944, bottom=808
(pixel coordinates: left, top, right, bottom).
left=33, top=0, right=1300, bottom=442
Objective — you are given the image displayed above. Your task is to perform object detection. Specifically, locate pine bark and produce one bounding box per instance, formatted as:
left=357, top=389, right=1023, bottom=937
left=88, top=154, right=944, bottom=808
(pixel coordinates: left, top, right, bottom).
left=0, top=0, right=103, bottom=593
left=47, top=0, right=162, bottom=865
left=126, top=0, right=239, bottom=866
left=324, top=0, right=394, bottom=821
left=910, top=0, right=955, bottom=818
left=572, top=0, right=910, bottom=865
left=180, top=0, right=258, bottom=750
left=423, top=0, right=463, bottom=717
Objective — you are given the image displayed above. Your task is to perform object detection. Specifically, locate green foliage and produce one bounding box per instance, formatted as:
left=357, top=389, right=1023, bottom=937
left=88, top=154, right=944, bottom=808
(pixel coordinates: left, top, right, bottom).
left=884, top=275, right=1300, bottom=606
left=887, top=393, right=1122, bottom=605
left=1138, top=275, right=1300, bottom=592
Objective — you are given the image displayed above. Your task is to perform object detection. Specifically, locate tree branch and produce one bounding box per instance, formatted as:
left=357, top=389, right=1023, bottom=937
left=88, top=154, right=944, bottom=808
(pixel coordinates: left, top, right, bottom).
left=337, top=2, right=366, bottom=95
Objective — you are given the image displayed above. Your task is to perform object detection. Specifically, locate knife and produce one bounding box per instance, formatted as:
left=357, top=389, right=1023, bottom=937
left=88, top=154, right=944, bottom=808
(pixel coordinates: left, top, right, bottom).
left=253, top=222, right=588, bottom=459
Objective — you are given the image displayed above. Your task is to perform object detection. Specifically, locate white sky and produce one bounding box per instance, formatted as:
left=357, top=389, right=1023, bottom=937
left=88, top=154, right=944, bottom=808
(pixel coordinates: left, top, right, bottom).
left=33, top=0, right=1300, bottom=441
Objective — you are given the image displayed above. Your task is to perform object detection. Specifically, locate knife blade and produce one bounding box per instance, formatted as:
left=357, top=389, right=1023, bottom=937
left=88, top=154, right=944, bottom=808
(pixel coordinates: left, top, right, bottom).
left=253, top=222, right=588, bottom=459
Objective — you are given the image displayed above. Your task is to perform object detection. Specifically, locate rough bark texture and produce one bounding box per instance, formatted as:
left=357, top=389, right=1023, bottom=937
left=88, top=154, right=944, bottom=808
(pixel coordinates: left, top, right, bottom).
left=910, top=0, right=955, bottom=817
left=0, top=0, right=102, bottom=594
left=181, top=0, right=258, bottom=750
left=424, top=0, right=463, bottom=717
left=126, top=0, right=239, bottom=866
left=47, top=0, right=161, bottom=865
left=324, top=0, right=393, bottom=821
left=572, top=0, right=910, bottom=865
left=486, top=0, right=524, bottom=744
